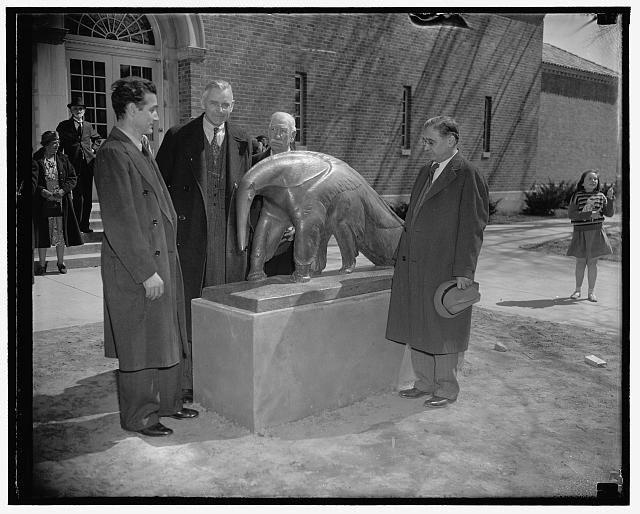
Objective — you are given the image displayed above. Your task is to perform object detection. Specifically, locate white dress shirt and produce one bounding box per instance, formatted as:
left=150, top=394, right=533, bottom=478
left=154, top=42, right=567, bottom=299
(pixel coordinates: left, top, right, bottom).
left=203, top=115, right=225, bottom=146
left=431, top=149, right=458, bottom=184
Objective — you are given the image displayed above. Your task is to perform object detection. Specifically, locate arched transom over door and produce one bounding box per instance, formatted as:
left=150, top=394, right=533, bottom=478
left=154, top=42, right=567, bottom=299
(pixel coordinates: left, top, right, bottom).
left=64, top=13, right=162, bottom=149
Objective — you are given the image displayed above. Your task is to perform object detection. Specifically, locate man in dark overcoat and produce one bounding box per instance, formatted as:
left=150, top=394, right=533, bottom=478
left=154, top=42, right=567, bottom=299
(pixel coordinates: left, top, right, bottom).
left=94, top=76, right=198, bottom=437
left=156, top=79, right=255, bottom=403
left=56, top=96, right=102, bottom=233
left=386, top=116, right=489, bottom=408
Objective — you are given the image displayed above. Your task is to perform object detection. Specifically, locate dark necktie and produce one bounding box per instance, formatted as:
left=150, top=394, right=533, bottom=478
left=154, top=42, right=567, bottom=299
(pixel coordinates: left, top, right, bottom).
left=426, top=161, right=439, bottom=190
left=76, top=121, right=82, bottom=138
left=210, top=127, right=220, bottom=157
left=142, top=137, right=152, bottom=157
left=409, top=161, right=440, bottom=226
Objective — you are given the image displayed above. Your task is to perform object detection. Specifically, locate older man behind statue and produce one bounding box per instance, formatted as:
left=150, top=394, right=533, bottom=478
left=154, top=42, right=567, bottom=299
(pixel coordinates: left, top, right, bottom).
left=251, top=112, right=298, bottom=276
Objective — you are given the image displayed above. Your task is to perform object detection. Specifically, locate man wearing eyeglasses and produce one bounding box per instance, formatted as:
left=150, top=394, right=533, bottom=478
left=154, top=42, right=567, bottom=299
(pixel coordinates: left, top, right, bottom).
left=386, top=116, right=489, bottom=409
left=250, top=112, right=298, bottom=277
left=156, top=80, right=254, bottom=404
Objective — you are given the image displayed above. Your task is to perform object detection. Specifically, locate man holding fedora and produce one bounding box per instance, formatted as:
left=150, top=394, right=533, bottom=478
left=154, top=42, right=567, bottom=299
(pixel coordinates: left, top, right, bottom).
left=56, top=96, right=102, bottom=233
left=386, top=115, right=489, bottom=408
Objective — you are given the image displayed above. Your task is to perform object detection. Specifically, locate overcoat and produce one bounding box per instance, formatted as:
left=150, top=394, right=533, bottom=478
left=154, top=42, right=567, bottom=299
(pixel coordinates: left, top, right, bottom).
left=386, top=152, right=489, bottom=354
left=94, top=127, right=188, bottom=371
left=156, top=115, right=255, bottom=337
left=32, top=148, right=83, bottom=248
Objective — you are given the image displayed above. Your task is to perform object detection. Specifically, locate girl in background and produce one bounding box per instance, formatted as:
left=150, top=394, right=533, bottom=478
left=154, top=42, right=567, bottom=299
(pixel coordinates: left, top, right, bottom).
left=567, top=169, right=615, bottom=302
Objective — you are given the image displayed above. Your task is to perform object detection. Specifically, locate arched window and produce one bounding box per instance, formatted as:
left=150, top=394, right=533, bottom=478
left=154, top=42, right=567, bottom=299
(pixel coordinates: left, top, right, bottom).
left=65, top=13, right=155, bottom=45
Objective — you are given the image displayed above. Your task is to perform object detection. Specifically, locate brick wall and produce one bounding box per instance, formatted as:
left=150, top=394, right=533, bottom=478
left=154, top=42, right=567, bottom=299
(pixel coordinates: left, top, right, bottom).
left=177, top=59, right=193, bottom=123
left=536, top=92, right=619, bottom=185
left=181, top=13, right=543, bottom=195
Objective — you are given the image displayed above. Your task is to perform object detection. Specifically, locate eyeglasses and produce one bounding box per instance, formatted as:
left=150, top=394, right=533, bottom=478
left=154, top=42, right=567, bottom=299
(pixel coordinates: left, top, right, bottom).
left=269, top=126, right=292, bottom=137
left=206, top=101, right=234, bottom=111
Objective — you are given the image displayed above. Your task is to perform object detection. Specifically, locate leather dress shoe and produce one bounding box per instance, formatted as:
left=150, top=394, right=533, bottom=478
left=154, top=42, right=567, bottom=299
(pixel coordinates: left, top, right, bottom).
left=167, top=407, right=199, bottom=420
left=35, top=262, right=47, bottom=275
left=423, top=395, right=457, bottom=408
left=57, top=263, right=67, bottom=274
left=137, top=422, right=173, bottom=437
left=182, top=389, right=194, bottom=403
left=399, top=387, right=429, bottom=399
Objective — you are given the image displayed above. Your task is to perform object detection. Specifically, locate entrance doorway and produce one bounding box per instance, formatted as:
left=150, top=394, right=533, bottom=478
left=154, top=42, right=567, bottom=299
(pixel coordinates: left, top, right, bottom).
left=66, top=51, right=161, bottom=151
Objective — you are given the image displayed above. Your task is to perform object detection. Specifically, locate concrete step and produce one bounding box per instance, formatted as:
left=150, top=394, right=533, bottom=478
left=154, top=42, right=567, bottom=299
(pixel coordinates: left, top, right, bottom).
left=81, top=230, right=103, bottom=243
left=87, top=219, right=103, bottom=231
left=65, top=241, right=101, bottom=256
left=89, top=203, right=101, bottom=220
left=35, top=252, right=101, bottom=271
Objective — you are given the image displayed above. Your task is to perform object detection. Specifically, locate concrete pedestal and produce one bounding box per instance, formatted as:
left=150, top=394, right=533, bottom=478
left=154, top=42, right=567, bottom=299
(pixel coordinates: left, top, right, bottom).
left=191, top=267, right=404, bottom=432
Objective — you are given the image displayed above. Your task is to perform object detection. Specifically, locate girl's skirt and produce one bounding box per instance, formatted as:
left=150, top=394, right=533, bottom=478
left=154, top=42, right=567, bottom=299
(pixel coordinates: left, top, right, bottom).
left=566, top=223, right=613, bottom=259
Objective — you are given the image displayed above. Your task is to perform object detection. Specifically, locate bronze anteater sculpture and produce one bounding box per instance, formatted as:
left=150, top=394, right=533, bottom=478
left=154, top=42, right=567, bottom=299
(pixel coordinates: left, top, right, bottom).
left=236, top=151, right=404, bottom=282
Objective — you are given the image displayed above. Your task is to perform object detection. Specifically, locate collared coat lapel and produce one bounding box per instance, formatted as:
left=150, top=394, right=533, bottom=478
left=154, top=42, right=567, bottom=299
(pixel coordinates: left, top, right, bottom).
left=223, top=120, right=249, bottom=200
left=109, top=127, right=175, bottom=228
left=404, top=162, right=433, bottom=232
left=413, top=153, right=462, bottom=217
left=182, top=114, right=208, bottom=205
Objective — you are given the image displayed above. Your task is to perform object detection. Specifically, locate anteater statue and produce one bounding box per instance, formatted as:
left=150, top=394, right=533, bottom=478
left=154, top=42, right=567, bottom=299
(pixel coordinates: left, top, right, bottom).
left=236, top=151, right=404, bottom=282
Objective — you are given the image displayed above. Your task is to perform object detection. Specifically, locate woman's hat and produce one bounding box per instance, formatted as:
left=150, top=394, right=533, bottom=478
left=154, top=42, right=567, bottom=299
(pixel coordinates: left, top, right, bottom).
left=40, top=131, right=59, bottom=146
left=67, top=96, right=86, bottom=109
left=434, top=279, right=481, bottom=318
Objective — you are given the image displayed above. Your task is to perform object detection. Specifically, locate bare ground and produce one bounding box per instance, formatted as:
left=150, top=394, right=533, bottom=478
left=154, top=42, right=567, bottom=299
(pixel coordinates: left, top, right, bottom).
left=31, top=306, right=622, bottom=499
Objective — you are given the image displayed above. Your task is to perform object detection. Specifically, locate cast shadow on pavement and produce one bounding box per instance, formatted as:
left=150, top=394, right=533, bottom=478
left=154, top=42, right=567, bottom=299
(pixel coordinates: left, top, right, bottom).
left=32, top=371, right=250, bottom=463
left=496, top=297, right=582, bottom=309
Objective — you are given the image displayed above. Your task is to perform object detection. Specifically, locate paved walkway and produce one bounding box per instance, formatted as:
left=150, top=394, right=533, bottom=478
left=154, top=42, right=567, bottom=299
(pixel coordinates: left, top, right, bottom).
left=32, top=215, right=623, bottom=335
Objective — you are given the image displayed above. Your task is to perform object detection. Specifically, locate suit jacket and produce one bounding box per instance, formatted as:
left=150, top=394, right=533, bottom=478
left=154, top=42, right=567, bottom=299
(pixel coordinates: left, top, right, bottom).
left=94, top=127, right=188, bottom=371
left=386, top=152, right=489, bottom=354
left=32, top=148, right=82, bottom=248
left=56, top=117, right=101, bottom=167
left=156, top=115, right=254, bottom=336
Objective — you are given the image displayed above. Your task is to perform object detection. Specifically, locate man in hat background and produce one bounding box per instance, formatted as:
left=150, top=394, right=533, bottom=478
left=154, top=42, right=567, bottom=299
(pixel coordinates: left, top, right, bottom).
left=386, top=115, right=489, bottom=408
left=56, top=96, right=102, bottom=233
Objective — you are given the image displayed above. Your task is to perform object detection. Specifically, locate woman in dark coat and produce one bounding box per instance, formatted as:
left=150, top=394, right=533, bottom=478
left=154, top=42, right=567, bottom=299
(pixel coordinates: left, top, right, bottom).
left=32, top=131, right=83, bottom=274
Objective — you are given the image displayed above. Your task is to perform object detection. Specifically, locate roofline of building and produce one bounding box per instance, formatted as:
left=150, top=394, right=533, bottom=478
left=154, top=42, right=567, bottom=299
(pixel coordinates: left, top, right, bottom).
left=542, top=63, right=618, bottom=86
left=543, top=42, right=618, bottom=78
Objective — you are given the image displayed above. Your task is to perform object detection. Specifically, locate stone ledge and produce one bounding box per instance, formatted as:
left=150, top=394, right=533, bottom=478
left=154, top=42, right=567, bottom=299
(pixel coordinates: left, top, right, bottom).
left=200, top=266, right=394, bottom=313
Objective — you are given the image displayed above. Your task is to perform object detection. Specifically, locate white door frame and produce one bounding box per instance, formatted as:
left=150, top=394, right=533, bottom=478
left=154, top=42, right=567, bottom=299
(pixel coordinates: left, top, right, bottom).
left=65, top=37, right=163, bottom=150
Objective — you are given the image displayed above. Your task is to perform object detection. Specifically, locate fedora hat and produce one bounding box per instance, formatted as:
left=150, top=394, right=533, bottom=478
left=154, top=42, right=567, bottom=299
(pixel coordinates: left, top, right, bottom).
left=434, top=279, right=480, bottom=318
left=67, top=96, right=86, bottom=109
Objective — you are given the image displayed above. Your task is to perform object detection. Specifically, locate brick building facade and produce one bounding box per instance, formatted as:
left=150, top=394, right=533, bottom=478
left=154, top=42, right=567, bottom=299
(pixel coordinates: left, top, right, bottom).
left=184, top=13, right=544, bottom=201
left=27, top=12, right=546, bottom=208
left=536, top=43, right=620, bottom=187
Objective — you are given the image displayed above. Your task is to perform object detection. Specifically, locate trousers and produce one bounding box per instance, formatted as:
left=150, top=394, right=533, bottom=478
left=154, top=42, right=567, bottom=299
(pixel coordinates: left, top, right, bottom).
left=72, top=158, right=94, bottom=231
left=117, top=362, right=182, bottom=431
left=401, top=345, right=464, bottom=400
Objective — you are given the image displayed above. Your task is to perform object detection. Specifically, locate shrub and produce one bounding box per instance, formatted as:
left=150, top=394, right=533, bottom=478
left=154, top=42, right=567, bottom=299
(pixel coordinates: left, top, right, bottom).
left=522, top=179, right=575, bottom=216
left=562, top=181, right=578, bottom=208
left=489, top=198, right=503, bottom=217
